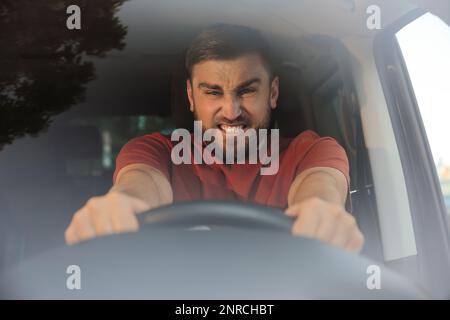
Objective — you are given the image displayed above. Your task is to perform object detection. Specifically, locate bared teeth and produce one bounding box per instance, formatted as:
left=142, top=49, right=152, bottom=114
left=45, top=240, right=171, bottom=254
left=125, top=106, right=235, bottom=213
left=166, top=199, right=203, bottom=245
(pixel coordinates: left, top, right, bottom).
left=220, top=125, right=245, bottom=134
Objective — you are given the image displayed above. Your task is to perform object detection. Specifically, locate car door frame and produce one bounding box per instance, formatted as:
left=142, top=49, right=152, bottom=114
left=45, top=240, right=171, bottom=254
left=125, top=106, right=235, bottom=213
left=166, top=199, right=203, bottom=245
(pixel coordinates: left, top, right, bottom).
left=373, top=8, right=450, bottom=298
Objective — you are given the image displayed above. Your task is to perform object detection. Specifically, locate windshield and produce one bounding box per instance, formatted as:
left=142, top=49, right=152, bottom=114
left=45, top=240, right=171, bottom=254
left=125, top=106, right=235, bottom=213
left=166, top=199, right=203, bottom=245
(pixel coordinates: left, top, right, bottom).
left=1, top=0, right=449, bottom=302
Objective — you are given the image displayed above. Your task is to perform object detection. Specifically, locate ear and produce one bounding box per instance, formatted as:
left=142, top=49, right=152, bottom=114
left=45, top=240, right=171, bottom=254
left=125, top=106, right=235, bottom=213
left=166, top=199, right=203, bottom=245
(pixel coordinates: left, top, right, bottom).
left=270, top=76, right=279, bottom=110
left=186, top=79, right=194, bottom=112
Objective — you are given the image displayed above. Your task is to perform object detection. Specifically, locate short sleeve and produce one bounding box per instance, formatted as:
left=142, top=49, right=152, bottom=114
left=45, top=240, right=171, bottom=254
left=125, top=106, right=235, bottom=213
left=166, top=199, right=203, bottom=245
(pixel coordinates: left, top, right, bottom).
left=113, top=133, right=172, bottom=183
left=293, top=130, right=350, bottom=185
left=288, top=130, right=351, bottom=211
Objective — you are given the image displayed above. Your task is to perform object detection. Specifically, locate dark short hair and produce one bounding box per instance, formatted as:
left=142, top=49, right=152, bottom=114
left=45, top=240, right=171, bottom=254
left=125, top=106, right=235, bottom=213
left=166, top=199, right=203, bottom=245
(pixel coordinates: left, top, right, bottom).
left=185, top=24, right=277, bottom=80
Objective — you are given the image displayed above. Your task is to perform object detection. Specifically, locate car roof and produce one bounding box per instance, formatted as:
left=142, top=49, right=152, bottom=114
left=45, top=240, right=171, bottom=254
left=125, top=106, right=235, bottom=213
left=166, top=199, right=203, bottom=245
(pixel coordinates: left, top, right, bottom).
left=62, top=0, right=414, bottom=116
left=118, top=0, right=416, bottom=46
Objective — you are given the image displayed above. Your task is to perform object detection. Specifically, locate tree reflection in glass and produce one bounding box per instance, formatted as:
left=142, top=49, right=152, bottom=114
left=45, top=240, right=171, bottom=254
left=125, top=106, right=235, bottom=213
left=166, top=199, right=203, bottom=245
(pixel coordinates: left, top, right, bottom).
left=0, top=0, right=129, bottom=149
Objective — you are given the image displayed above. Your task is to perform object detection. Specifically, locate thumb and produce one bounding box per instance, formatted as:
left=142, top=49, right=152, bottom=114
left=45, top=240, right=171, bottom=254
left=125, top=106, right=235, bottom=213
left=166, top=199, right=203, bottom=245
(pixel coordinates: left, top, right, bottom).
left=129, top=196, right=152, bottom=213
left=285, top=203, right=301, bottom=217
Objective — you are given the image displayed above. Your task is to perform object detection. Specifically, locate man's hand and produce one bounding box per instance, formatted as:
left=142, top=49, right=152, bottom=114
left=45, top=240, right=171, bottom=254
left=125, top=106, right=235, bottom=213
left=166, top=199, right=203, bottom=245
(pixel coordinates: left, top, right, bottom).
left=65, top=163, right=173, bottom=245
left=285, top=197, right=364, bottom=253
left=64, top=191, right=150, bottom=245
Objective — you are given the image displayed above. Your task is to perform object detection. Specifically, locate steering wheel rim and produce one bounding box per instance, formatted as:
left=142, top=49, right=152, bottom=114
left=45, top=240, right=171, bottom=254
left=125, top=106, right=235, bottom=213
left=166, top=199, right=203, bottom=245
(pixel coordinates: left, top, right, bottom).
left=137, top=200, right=294, bottom=232
left=0, top=204, right=429, bottom=299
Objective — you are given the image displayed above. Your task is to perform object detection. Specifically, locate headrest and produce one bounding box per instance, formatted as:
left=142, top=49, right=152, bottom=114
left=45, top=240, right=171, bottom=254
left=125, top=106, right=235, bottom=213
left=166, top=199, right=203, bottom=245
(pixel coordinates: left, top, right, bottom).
left=170, top=53, right=194, bottom=131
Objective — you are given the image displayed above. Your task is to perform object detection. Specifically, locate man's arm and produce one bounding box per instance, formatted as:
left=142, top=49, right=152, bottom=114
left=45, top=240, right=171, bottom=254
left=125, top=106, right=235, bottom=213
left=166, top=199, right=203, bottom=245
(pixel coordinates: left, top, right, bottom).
left=64, top=164, right=173, bottom=245
left=288, top=166, right=347, bottom=207
left=285, top=167, right=364, bottom=253
left=113, top=163, right=173, bottom=208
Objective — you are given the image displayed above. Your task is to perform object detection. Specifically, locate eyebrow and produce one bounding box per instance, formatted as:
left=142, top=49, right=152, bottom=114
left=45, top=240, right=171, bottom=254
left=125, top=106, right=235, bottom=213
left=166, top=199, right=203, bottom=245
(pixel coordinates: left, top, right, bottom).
left=198, top=77, right=261, bottom=91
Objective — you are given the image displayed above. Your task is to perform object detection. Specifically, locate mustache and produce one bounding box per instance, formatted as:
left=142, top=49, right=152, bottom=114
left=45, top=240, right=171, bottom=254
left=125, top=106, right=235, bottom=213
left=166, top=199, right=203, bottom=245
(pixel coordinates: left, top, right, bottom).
left=215, top=115, right=251, bottom=127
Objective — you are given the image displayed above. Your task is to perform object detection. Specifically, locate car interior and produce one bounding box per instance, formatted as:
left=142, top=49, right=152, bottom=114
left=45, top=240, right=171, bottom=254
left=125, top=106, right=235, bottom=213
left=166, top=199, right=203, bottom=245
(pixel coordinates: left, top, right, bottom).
left=0, top=29, right=381, bottom=273
left=4, top=0, right=450, bottom=299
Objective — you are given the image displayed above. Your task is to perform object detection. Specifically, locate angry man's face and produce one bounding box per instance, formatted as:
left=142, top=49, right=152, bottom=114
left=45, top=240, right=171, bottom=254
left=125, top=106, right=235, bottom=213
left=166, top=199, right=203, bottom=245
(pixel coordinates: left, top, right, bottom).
left=186, top=53, right=279, bottom=158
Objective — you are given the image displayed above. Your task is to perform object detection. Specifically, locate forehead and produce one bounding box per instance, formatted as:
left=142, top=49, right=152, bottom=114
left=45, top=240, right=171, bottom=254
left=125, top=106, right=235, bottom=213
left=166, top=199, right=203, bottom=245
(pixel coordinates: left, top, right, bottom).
left=191, top=53, right=270, bottom=87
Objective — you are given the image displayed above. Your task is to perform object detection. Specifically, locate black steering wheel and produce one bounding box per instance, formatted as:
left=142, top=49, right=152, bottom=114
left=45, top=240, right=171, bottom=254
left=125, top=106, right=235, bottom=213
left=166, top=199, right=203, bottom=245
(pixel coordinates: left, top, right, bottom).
left=137, top=200, right=294, bottom=231
left=0, top=200, right=429, bottom=299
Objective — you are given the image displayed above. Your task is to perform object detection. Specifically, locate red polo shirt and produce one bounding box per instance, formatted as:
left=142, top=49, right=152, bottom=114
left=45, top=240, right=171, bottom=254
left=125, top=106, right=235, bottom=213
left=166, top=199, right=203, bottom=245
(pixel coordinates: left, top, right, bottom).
left=113, top=130, right=349, bottom=209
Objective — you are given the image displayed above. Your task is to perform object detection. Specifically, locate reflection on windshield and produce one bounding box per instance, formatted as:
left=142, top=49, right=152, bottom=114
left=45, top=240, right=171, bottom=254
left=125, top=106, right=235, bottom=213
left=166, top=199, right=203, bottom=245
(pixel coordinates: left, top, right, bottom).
left=0, top=0, right=129, bottom=150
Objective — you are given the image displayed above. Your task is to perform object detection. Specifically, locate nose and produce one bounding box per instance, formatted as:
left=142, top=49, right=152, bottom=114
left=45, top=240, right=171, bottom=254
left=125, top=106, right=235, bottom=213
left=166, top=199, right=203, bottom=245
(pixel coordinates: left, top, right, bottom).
left=221, top=96, right=242, bottom=121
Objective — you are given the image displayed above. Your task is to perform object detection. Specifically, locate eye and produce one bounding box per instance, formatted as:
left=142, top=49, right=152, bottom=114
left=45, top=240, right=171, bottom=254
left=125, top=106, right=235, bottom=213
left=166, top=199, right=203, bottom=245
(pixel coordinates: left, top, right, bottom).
left=238, top=87, right=257, bottom=96
left=205, top=90, right=222, bottom=96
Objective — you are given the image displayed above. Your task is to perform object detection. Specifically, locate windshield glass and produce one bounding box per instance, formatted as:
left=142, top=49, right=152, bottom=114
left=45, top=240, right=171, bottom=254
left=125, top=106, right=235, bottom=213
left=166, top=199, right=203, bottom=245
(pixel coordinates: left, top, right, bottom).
left=1, top=0, right=449, bottom=301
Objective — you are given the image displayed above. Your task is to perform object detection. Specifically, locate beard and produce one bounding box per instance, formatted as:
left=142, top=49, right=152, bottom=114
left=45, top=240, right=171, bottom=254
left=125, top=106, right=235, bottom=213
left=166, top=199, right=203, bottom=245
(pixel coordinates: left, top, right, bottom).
left=193, top=101, right=273, bottom=161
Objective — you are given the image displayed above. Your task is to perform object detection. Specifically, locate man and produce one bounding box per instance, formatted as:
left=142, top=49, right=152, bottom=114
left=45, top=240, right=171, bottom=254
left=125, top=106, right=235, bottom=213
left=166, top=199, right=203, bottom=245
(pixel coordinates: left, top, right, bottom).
left=65, top=24, right=364, bottom=253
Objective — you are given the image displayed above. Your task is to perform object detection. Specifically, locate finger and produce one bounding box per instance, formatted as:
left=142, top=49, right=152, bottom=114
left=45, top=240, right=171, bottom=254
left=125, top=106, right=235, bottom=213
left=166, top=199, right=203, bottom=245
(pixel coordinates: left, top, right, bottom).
left=292, top=210, right=321, bottom=238
left=285, top=204, right=300, bottom=217
left=110, top=191, right=150, bottom=214
left=111, top=207, right=139, bottom=233
left=107, top=193, right=139, bottom=232
left=89, top=202, right=114, bottom=236
left=330, top=214, right=357, bottom=249
left=345, top=229, right=365, bottom=253
left=130, top=197, right=152, bottom=213
left=65, top=225, right=79, bottom=245
left=85, top=197, right=116, bottom=236
left=72, top=208, right=96, bottom=243
left=285, top=197, right=324, bottom=218
left=315, top=211, right=339, bottom=242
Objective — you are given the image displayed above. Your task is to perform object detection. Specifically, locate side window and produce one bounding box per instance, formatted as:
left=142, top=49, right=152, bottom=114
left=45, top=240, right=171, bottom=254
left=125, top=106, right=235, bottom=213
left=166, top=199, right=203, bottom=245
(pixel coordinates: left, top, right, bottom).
left=395, top=13, right=450, bottom=218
